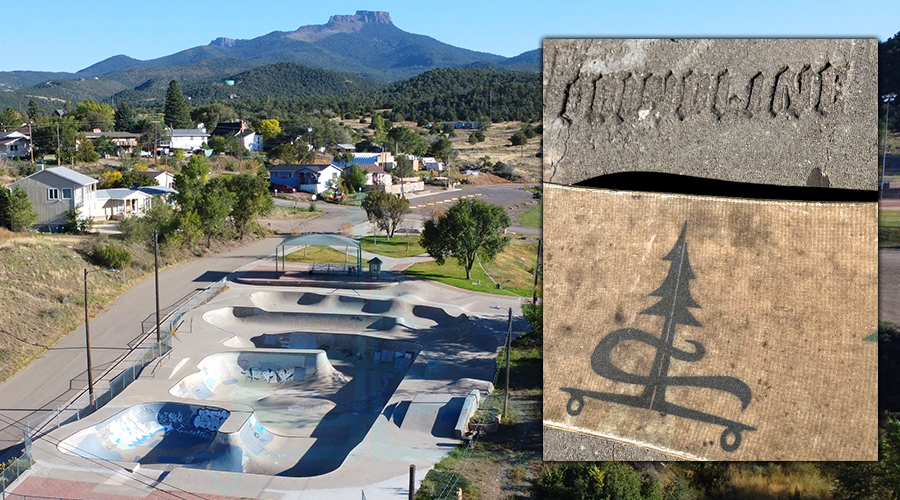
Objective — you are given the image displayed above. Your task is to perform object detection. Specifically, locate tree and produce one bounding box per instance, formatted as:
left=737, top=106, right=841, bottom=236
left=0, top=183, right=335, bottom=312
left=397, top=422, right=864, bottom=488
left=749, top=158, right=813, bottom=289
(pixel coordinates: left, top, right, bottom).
left=5, top=186, right=37, bottom=231
left=64, top=209, right=94, bottom=234
left=174, top=154, right=210, bottom=214
left=114, top=102, right=137, bottom=132
left=341, top=164, right=366, bottom=194
left=394, top=155, right=415, bottom=178
left=388, top=126, right=428, bottom=156
left=164, top=80, right=192, bottom=129
left=362, top=190, right=410, bottom=239
left=27, top=99, right=40, bottom=121
left=510, top=130, right=528, bottom=146
left=429, top=137, right=453, bottom=163
left=227, top=172, right=273, bottom=239
left=190, top=103, right=236, bottom=133
left=75, top=100, right=115, bottom=131
left=76, top=132, right=100, bottom=162
left=420, top=198, right=510, bottom=280
left=198, top=177, right=236, bottom=247
left=0, top=108, right=21, bottom=131
left=94, top=135, right=117, bottom=157
left=257, top=119, right=282, bottom=141
left=207, top=135, right=228, bottom=154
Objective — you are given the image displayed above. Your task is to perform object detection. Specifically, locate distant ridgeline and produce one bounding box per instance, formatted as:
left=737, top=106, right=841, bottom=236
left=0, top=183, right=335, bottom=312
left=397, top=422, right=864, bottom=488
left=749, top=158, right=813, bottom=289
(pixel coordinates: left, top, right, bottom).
left=0, top=10, right=542, bottom=118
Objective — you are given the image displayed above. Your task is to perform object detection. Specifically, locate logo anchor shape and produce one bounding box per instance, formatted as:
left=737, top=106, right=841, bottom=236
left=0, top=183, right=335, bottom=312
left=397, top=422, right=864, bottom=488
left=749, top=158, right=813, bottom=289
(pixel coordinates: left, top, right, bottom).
left=560, top=221, right=755, bottom=452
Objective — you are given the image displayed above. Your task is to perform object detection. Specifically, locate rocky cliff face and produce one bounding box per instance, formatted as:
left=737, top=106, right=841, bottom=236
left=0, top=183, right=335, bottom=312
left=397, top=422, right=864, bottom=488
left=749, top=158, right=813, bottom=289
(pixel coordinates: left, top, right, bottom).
left=287, top=11, right=394, bottom=42
left=325, top=10, right=393, bottom=27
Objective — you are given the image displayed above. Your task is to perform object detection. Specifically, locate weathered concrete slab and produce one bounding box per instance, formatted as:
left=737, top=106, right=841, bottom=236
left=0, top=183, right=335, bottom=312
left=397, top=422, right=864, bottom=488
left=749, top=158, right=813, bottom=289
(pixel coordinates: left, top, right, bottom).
left=543, top=39, right=877, bottom=190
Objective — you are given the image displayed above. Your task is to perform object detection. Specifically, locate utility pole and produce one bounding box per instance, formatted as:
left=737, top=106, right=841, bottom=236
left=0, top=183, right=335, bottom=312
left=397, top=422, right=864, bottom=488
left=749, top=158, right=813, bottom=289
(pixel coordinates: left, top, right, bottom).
left=503, top=307, right=512, bottom=417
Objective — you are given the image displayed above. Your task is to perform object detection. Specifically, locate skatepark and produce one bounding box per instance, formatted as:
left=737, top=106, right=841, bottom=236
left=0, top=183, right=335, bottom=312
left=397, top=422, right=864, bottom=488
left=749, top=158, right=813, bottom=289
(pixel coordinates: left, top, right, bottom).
left=26, top=273, right=525, bottom=498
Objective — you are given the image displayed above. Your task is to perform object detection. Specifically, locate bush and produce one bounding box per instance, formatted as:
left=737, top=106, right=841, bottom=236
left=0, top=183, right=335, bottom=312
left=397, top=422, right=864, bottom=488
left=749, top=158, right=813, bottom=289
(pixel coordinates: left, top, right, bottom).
left=64, top=209, right=94, bottom=234
left=91, top=242, right=131, bottom=270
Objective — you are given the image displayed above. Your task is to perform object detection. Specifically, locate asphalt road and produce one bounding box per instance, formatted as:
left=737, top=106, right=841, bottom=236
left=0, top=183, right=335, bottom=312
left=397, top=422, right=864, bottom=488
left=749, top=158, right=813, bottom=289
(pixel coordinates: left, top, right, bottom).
left=0, top=183, right=540, bottom=462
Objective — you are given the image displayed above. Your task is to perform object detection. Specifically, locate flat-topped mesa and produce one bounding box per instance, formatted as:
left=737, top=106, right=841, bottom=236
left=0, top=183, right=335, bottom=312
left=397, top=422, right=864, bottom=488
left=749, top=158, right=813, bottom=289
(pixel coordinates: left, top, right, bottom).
left=324, top=10, right=393, bottom=28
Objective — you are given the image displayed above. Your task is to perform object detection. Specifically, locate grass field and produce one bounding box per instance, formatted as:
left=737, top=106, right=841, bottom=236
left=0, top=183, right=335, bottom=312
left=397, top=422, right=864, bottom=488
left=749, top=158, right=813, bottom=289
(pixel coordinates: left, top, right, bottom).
left=358, top=235, right=425, bottom=258
left=268, top=206, right=324, bottom=220
left=881, top=209, right=900, bottom=227
left=403, top=236, right=539, bottom=298
left=520, top=203, right=541, bottom=228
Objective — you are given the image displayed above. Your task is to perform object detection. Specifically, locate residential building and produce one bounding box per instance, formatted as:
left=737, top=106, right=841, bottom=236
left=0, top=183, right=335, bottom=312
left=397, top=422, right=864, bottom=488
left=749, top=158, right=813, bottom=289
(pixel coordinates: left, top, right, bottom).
left=84, top=131, right=140, bottom=156
left=361, top=164, right=392, bottom=187
left=211, top=120, right=262, bottom=151
left=421, top=157, right=444, bottom=171
left=145, top=170, right=175, bottom=190
left=94, top=188, right=153, bottom=219
left=163, top=128, right=210, bottom=151
left=268, top=163, right=342, bottom=194
left=7, top=166, right=99, bottom=231
left=0, top=131, right=30, bottom=160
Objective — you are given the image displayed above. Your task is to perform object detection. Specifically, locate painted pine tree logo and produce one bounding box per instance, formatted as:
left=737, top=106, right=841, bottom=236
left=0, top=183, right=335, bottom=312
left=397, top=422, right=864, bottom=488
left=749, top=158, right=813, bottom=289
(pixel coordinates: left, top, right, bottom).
left=561, top=221, right=755, bottom=452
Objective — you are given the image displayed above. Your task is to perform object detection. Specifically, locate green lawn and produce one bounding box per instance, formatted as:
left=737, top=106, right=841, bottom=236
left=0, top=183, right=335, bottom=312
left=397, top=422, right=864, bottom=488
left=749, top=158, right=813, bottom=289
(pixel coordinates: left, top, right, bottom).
left=284, top=245, right=356, bottom=263
left=358, top=235, right=425, bottom=258
left=520, top=203, right=541, bottom=228
left=403, top=237, right=540, bottom=297
left=268, top=206, right=324, bottom=219
left=880, top=209, right=900, bottom=227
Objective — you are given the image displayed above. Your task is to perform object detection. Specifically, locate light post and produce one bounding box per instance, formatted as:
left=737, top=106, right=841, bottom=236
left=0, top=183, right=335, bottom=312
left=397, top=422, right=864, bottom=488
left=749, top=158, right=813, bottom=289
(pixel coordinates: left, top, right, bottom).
left=154, top=229, right=181, bottom=343
left=882, top=93, right=897, bottom=196
left=84, top=268, right=119, bottom=406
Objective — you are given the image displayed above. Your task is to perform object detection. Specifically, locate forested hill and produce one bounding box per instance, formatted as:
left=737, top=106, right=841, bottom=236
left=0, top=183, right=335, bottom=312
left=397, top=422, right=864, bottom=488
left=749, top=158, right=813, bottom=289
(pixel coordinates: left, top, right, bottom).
left=104, top=63, right=384, bottom=106
left=377, top=68, right=541, bottom=123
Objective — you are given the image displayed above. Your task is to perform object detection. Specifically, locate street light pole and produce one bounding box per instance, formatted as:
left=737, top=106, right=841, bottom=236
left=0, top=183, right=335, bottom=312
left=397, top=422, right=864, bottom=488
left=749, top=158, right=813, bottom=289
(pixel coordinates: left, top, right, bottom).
left=882, top=93, right=897, bottom=196
left=155, top=230, right=161, bottom=343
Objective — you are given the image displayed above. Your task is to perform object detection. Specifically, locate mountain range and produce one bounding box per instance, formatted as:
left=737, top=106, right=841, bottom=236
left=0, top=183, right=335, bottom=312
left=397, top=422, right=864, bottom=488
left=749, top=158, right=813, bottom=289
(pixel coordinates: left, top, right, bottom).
left=0, top=11, right=539, bottom=109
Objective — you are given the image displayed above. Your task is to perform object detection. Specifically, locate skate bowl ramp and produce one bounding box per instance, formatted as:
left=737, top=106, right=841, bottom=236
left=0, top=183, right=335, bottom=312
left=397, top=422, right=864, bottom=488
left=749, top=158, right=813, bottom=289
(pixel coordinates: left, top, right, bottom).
left=58, top=402, right=243, bottom=471
left=203, top=306, right=416, bottom=333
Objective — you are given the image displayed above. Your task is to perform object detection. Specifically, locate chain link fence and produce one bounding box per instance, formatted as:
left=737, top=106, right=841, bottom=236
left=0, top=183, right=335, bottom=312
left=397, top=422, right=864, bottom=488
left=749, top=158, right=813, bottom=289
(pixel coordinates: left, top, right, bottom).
left=0, top=278, right=228, bottom=496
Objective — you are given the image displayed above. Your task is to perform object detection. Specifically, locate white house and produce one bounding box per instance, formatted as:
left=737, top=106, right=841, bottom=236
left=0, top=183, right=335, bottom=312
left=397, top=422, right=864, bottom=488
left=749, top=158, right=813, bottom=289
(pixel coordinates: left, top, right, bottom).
left=421, top=157, right=444, bottom=171
left=94, top=188, right=153, bottom=219
left=7, top=166, right=99, bottom=231
left=145, top=170, right=175, bottom=189
left=0, top=131, right=30, bottom=160
left=164, top=128, right=210, bottom=151
left=361, top=164, right=392, bottom=187
left=237, top=129, right=263, bottom=152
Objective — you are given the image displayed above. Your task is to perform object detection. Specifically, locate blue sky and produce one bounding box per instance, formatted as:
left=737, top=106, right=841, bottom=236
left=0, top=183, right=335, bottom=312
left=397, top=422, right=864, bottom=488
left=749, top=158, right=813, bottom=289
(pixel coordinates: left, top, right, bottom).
left=4, top=0, right=899, bottom=73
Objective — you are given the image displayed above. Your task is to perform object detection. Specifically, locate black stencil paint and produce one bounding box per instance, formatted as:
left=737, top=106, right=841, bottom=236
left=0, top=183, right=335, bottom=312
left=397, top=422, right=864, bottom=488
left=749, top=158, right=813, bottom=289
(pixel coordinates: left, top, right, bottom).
left=560, top=222, right=755, bottom=452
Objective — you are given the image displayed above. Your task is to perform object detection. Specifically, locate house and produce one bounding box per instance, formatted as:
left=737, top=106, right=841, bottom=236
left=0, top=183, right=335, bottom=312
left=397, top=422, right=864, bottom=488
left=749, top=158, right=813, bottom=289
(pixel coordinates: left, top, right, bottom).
left=440, top=121, right=480, bottom=129
left=84, top=131, right=140, bottom=156
left=0, top=131, right=30, bottom=160
left=333, top=151, right=395, bottom=170
left=145, top=170, right=175, bottom=190
left=267, top=163, right=342, bottom=194
left=420, top=157, right=444, bottom=171
left=211, top=120, right=262, bottom=151
left=7, top=166, right=99, bottom=231
left=94, top=188, right=153, bottom=219
left=163, top=128, right=210, bottom=151
left=361, top=164, right=392, bottom=187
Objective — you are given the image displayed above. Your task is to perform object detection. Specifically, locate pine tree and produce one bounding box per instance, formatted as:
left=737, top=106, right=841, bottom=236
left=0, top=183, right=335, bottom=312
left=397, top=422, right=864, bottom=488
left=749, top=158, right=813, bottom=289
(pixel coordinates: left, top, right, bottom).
left=640, top=221, right=702, bottom=409
left=164, top=80, right=192, bottom=129
left=6, top=186, right=37, bottom=231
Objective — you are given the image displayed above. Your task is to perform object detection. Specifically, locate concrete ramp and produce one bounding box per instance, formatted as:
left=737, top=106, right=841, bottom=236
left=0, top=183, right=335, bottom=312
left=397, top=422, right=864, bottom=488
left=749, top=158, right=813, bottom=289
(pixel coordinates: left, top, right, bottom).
left=170, top=350, right=348, bottom=402
left=398, top=394, right=465, bottom=438
left=202, top=306, right=415, bottom=333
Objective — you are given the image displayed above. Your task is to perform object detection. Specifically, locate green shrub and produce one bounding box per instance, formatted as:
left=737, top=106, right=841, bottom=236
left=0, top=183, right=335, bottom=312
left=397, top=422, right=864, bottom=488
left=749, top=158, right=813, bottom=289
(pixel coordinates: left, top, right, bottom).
left=91, top=242, right=131, bottom=270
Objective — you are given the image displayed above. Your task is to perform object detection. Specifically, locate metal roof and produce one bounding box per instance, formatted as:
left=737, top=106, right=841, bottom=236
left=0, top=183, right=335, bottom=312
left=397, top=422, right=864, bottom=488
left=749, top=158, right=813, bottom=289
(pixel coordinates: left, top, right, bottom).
left=95, top=188, right=152, bottom=200
left=44, top=167, right=98, bottom=186
left=278, top=233, right=360, bottom=249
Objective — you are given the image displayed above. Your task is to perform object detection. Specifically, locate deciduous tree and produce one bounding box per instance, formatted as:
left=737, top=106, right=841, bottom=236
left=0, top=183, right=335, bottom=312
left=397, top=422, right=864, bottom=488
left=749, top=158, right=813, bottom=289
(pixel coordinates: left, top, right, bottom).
left=227, top=172, right=273, bottom=239
left=420, top=198, right=510, bottom=280
left=341, top=164, right=366, bottom=194
left=257, top=119, right=282, bottom=141
left=362, top=190, right=410, bottom=239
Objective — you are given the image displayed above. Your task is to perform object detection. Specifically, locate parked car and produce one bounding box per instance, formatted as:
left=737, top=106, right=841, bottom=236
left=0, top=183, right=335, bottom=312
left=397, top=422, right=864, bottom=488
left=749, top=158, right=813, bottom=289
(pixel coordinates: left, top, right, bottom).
left=270, top=183, right=296, bottom=193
